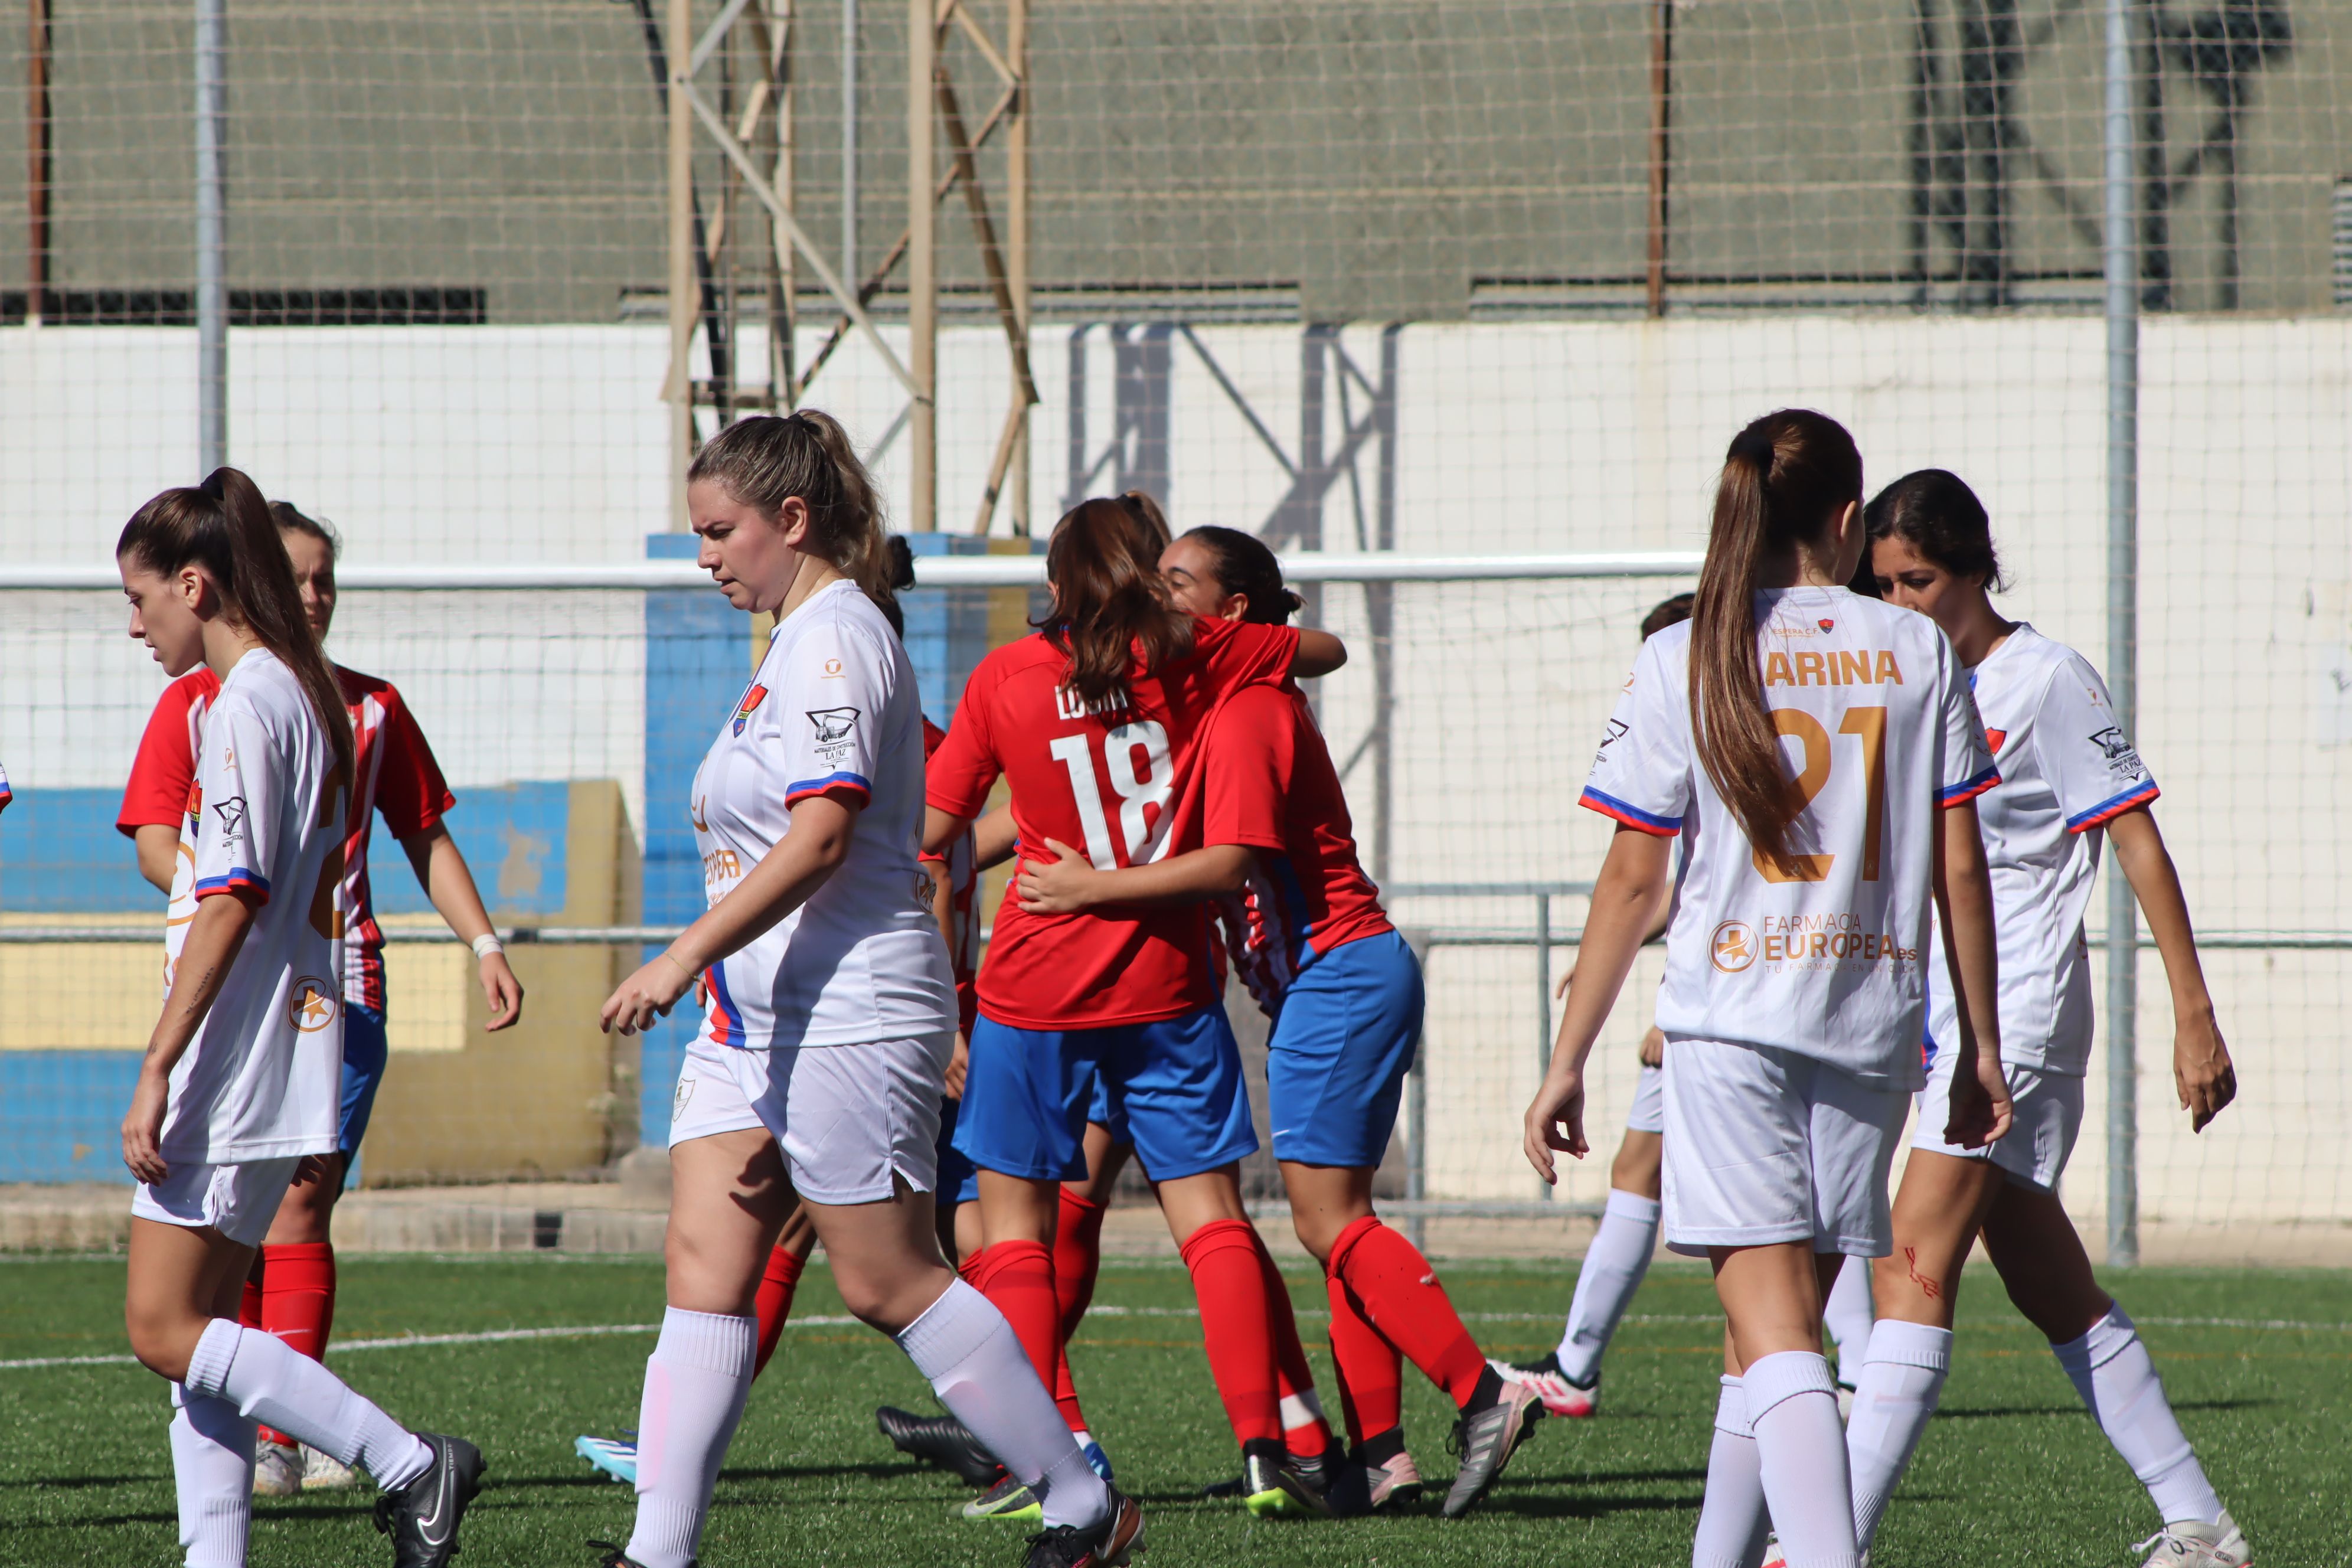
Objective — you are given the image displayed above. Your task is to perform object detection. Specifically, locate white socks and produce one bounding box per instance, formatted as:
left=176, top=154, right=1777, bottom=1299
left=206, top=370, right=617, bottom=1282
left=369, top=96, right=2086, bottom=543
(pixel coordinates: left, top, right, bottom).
left=169, top=1383, right=254, bottom=1568
left=898, top=1278, right=1110, bottom=1533
left=1745, top=1351, right=1857, bottom=1568
left=1844, top=1319, right=1952, bottom=1553
left=182, top=1319, right=432, bottom=1492
left=2052, top=1305, right=2226, bottom=1527
left=1691, top=1376, right=1770, bottom=1568
left=626, top=1308, right=759, bottom=1568
left=1822, top=1256, right=1875, bottom=1386
left=1556, top=1189, right=1660, bottom=1384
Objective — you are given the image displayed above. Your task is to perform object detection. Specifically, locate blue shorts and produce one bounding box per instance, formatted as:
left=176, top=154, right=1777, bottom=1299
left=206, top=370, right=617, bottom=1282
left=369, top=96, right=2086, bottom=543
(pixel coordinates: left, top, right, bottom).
left=1266, top=929, right=1423, bottom=1168
left=936, top=1093, right=980, bottom=1206
left=337, top=1001, right=390, bottom=1183
left=1086, top=1070, right=1129, bottom=1145
left=955, top=1005, right=1256, bottom=1184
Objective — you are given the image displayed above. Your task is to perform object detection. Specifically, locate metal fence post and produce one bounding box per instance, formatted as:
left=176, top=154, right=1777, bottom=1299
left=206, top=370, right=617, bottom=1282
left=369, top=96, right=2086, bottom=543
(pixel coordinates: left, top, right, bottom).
left=2102, top=0, right=2141, bottom=1269
left=1535, top=891, right=1553, bottom=1201
left=195, top=0, right=227, bottom=472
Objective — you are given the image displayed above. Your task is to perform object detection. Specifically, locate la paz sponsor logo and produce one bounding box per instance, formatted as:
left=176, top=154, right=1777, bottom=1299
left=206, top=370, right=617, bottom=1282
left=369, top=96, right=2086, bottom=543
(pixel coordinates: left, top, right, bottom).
left=288, top=977, right=339, bottom=1032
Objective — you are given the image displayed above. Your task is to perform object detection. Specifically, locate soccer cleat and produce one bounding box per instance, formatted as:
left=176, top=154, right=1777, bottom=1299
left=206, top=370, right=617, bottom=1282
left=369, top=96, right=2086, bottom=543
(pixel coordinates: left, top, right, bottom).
left=253, top=1439, right=304, bottom=1497
left=574, top=1435, right=639, bottom=1486
left=1239, top=1437, right=1330, bottom=1518
left=877, top=1405, right=1004, bottom=1488
left=301, top=1443, right=361, bottom=1491
left=371, top=1433, right=485, bottom=1568
left=1440, top=1377, right=1546, bottom=1518
left=1760, top=1534, right=1785, bottom=1568
left=1021, top=1485, right=1144, bottom=1568
left=1360, top=1446, right=1425, bottom=1511
left=587, top=1543, right=677, bottom=1568
left=1489, top=1351, right=1600, bottom=1419
left=963, top=1472, right=1045, bottom=1523
left=2135, top=1514, right=2253, bottom=1568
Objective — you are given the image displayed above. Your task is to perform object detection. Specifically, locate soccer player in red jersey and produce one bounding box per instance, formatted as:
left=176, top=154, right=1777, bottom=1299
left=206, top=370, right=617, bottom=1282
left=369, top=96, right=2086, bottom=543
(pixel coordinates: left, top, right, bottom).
left=1018, top=525, right=1547, bottom=1518
left=118, top=502, right=522, bottom=1497
left=925, top=495, right=1346, bottom=1518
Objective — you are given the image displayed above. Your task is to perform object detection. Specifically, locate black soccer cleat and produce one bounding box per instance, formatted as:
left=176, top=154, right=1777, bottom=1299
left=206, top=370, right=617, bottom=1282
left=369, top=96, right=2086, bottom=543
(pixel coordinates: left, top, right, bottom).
left=1440, top=1373, right=1544, bottom=1518
left=1021, top=1484, right=1144, bottom=1568
left=372, top=1433, right=485, bottom=1567
left=877, top=1404, right=1005, bottom=1488
left=586, top=1544, right=675, bottom=1568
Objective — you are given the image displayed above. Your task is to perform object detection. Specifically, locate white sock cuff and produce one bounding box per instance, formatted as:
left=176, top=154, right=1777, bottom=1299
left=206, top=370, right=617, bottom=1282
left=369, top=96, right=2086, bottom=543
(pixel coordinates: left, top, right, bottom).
left=1861, top=1319, right=1953, bottom=1373
left=2053, top=1304, right=2138, bottom=1374
left=1281, top=1388, right=1325, bottom=1428
left=1740, top=1350, right=1837, bottom=1423
left=655, top=1308, right=758, bottom=1376
left=184, top=1319, right=243, bottom=1399
left=1713, top=1375, right=1753, bottom=1438
left=1603, top=1188, right=1662, bottom=1224
left=896, top=1278, right=1002, bottom=1378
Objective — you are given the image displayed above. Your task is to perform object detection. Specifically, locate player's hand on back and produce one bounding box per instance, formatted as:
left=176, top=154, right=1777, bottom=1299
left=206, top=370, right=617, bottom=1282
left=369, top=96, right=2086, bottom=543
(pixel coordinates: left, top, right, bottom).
left=478, top=950, right=525, bottom=1031
left=2173, top=1010, right=2237, bottom=1132
left=1014, top=839, right=1105, bottom=914
left=1523, top=1068, right=1588, bottom=1185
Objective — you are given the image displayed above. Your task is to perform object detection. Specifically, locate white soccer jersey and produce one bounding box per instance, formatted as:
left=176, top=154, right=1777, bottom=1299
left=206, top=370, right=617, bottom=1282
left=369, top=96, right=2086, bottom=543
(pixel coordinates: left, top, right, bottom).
left=159, top=650, right=345, bottom=1162
left=1582, top=587, right=1996, bottom=1086
left=691, top=579, right=956, bottom=1050
left=1925, top=624, right=2156, bottom=1077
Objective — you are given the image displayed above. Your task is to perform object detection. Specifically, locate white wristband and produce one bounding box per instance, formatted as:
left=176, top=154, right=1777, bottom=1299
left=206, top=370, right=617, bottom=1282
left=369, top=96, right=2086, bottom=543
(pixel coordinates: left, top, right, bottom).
left=471, top=933, right=505, bottom=961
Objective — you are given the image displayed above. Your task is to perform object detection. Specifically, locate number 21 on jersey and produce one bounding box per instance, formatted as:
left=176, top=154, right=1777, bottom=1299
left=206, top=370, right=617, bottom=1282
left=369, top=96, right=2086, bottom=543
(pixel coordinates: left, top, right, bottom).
left=1755, top=705, right=1886, bottom=884
left=1048, top=721, right=1173, bottom=870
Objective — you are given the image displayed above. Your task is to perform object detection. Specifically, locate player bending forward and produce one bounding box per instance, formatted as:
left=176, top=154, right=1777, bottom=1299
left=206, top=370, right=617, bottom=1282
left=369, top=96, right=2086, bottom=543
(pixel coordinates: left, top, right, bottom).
left=592, top=413, right=1138, bottom=1568
left=120, top=500, right=522, bottom=1497
left=1524, top=410, right=2012, bottom=1568
left=117, top=469, right=484, bottom=1568
left=1840, top=471, right=2247, bottom=1568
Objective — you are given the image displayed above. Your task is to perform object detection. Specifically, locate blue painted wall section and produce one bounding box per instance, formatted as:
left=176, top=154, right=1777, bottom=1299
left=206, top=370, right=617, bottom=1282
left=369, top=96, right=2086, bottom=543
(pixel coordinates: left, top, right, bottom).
left=900, top=534, right=1050, bottom=729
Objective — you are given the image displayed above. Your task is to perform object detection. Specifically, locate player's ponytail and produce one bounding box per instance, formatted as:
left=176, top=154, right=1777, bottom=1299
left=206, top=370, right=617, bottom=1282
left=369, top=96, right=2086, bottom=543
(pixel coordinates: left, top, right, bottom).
left=690, top=409, right=896, bottom=615
left=1038, top=494, right=1194, bottom=706
left=1178, top=525, right=1304, bottom=626
left=1864, top=468, right=2005, bottom=592
left=117, top=469, right=356, bottom=791
left=1690, top=409, right=1862, bottom=867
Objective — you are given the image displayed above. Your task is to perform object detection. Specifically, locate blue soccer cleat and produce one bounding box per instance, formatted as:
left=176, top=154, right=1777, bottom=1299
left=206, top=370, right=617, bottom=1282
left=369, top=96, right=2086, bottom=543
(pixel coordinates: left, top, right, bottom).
left=575, top=1433, right=639, bottom=1486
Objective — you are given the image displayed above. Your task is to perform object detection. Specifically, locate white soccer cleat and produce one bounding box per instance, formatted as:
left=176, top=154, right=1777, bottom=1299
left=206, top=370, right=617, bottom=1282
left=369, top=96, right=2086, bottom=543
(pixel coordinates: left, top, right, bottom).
left=253, top=1439, right=304, bottom=1497
left=301, top=1443, right=361, bottom=1490
left=1488, top=1352, right=1600, bottom=1418
left=2135, top=1514, right=2252, bottom=1568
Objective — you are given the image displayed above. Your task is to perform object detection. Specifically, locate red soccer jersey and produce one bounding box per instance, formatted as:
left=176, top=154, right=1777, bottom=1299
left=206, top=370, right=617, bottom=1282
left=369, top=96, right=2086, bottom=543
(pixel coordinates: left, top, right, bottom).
left=119, top=665, right=456, bottom=1013
left=1195, top=682, right=1392, bottom=1014
left=926, top=616, right=1301, bottom=1029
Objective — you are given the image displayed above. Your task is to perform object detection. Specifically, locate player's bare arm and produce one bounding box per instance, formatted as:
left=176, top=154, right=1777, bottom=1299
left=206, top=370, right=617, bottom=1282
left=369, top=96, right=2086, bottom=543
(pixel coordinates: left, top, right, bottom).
left=398, top=824, right=524, bottom=1030
left=923, top=803, right=977, bottom=861
left=602, top=792, right=861, bottom=1035
left=2107, top=805, right=2237, bottom=1131
left=1015, top=839, right=1252, bottom=914
left=122, top=889, right=256, bottom=1184
left=1292, top=628, right=1347, bottom=677
left=133, top=822, right=179, bottom=896
left=1933, top=798, right=2012, bottom=1150
left=1524, top=825, right=1672, bottom=1184
left=972, top=803, right=1017, bottom=870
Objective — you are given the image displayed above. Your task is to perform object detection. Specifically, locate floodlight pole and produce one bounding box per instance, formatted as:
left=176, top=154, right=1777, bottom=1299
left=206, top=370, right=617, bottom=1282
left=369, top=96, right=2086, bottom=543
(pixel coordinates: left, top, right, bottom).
left=2101, top=0, right=2141, bottom=1269
left=195, top=0, right=227, bottom=472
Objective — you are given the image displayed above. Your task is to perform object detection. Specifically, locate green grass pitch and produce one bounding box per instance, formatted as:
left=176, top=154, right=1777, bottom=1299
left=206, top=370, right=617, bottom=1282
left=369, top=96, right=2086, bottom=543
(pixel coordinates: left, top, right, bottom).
left=1, top=1252, right=2344, bottom=1566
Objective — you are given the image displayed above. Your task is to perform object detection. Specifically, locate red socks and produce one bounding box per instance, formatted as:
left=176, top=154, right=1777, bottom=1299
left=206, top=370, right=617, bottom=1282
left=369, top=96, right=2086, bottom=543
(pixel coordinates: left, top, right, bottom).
left=1051, top=1189, right=1107, bottom=1432
left=752, top=1243, right=805, bottom=1377
left=1253, top=1231, right=1332, bottom=1458
left=250, top=1242, right=337, bottom=1449
left=1325, top=1269, right=1404, bottom=1444
left=970, top=1240, right=1064, bottom=1400
left=1327, top=1216, right=1486, bottom=1409
left=1177, top=1219, right=1284, bottom=1447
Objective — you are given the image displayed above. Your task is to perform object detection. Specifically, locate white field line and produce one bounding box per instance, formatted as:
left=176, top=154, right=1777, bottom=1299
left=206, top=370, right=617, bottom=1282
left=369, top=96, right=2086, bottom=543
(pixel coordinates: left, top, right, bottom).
left=5, top=1306, right=2341, bottom=1372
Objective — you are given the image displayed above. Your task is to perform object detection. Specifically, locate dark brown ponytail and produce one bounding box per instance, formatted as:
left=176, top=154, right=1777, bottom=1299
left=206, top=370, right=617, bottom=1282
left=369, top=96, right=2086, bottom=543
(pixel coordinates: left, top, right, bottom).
left=117, top=468, right=355, bottom=791
left=1690, top=409, right=1863, bottom=865
left=689, top=409, right=896, bottom=613
left=1037, top=496, right=1195, bottom=705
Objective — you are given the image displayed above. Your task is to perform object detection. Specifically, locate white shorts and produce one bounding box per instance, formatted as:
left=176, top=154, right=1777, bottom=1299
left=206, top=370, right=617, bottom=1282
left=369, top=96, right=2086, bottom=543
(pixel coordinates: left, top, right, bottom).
left=667, top=1030, right=952, bottom=1206
left=131, top=1157, right=305, bottom=1248
left=1911, top=1049, right=2084, bottom=1194
left=1661, top=1037, right=1909, bottom=1259
left=1626, top=1062, right=1666, bottom=1135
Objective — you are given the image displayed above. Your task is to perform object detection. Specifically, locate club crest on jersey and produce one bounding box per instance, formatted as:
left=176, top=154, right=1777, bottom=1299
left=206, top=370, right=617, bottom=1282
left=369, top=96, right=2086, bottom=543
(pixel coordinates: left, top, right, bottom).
left=1818, top=618, right=1835, bottom=632
left=732, top=683, right=769, bottom=736
left=806, top=707, right=859, bottom=744
left=288, top=977, right=339, bottom=1033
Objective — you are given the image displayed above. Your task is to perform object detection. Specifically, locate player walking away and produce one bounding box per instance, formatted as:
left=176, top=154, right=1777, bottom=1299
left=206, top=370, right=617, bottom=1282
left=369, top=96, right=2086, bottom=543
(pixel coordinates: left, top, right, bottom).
left=115, top=468, right=484, bottom=1568
left=119, top=501, right=523, bottom=1498
left=1522, top=410, right=2013, bottom=1568
left=1842, top=471, right=2246, bottom=1568
left=1016, top=524, right=1546, bottom=1518
left=590, top=413, right=1137, bottom=1568
left=925, top=496, right=1345, bottom=1521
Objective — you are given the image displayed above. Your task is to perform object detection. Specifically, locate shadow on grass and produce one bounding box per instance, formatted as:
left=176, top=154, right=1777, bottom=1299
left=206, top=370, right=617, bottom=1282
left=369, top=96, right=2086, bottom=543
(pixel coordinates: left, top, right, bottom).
left=1939, top=1396, right=2274, bottom=1421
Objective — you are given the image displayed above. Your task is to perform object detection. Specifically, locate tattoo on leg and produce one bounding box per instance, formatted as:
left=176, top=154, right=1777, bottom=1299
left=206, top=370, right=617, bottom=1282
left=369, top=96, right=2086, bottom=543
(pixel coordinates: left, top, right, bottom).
left=1903, top=1245, right=1942, bottom=1299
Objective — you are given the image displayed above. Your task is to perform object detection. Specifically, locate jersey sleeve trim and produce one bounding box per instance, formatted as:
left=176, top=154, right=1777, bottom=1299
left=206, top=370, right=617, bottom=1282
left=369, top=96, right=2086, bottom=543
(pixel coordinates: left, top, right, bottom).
left=194, top=868, right=271, bottom=903
left=1579, top=786, right=1681, bottom=836
left=785, top=770, right=873, bottom=807
left=1938, top=765, right=2000, bottom=807
left=2066, top=779, right=2160, bottom=833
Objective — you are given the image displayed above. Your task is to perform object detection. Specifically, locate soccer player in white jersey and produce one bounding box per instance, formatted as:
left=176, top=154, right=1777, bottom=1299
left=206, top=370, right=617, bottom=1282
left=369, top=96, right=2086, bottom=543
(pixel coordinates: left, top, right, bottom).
left=590, top=412, right=1139, bottom=1568
left=1522, top=410, right=2012, bottom=1568
left=1841, top=471, right=2246, bottom=1568
left=115, top=469, right=483, bottom=1568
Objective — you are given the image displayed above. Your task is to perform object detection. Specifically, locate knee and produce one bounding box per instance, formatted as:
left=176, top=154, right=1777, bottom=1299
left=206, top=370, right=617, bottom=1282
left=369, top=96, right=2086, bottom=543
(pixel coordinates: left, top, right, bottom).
left=1289, top=1211, right=1341, bottom=1266
left=125, top=1302, right=202, bottom=1384
left=835, top=1268, right=948, bottom=1338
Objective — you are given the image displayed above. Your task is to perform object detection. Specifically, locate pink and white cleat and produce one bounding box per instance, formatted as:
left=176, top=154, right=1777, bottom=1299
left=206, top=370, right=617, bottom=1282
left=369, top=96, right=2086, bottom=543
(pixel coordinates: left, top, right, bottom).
left=1488, top=1353, right=1600, bottom=1419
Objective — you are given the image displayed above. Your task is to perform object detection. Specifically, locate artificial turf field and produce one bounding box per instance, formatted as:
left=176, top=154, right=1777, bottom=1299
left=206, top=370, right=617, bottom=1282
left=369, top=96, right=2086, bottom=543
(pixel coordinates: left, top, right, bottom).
left=1, top=1253, right=2345, bottom=1568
